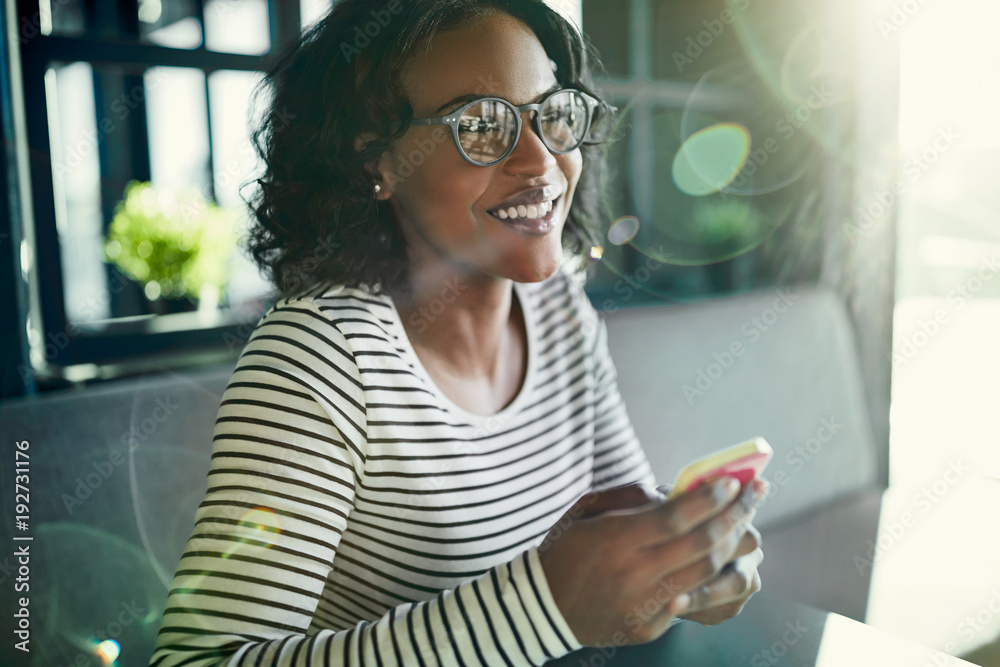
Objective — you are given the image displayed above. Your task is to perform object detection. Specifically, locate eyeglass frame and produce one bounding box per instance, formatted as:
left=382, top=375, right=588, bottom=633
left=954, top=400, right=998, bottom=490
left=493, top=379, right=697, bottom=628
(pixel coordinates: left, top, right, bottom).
left=408, top=87, right=603, bottom=167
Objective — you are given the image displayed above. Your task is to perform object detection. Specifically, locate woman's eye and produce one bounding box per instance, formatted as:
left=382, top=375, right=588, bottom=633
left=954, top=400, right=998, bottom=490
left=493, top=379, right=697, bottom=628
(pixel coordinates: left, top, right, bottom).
left=543, top=109, right=575, bottom=124
left=459, top=117, right=501, bottom=134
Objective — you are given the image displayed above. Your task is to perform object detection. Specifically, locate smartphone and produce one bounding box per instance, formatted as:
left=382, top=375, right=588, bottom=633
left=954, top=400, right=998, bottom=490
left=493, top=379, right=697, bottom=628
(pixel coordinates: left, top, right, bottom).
left=666, top=437, right=773, bottom=499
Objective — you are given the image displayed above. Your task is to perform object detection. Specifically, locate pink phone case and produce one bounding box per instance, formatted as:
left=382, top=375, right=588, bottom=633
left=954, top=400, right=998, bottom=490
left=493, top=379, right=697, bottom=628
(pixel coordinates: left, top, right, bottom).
left=675, top=450, right=771, bottom=495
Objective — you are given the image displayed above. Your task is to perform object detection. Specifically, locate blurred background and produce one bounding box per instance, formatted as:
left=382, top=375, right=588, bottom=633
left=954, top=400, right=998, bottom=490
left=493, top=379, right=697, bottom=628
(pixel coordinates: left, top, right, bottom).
left=1, top=0, right=998, bottom=665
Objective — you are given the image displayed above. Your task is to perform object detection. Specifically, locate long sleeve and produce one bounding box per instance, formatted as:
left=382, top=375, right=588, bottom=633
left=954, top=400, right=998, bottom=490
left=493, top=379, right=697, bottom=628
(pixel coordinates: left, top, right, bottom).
left=149, top=298, right=584, bottom=666
left=589, top=313, right=657, bottom=492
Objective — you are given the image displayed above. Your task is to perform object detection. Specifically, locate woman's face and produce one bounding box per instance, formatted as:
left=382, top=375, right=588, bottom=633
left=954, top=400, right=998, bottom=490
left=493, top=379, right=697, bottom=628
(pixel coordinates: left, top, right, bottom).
left=378, top=11, right=583, bottom=285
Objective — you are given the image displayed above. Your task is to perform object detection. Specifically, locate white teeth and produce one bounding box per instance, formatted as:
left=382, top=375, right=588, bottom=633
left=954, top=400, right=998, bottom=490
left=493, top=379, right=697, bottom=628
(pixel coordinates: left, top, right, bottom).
left=494, top=199, right=557, bottom=221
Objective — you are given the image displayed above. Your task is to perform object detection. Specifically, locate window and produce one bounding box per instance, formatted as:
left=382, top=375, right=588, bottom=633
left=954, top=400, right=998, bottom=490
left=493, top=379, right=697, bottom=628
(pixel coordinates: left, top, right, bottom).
left=579, top=0, right=895, bottom=467
left=581, top=0, right=845, bottom=311
left=8, top=0, right=859, bottom=393
left=15, top=0, right=310, bottom=389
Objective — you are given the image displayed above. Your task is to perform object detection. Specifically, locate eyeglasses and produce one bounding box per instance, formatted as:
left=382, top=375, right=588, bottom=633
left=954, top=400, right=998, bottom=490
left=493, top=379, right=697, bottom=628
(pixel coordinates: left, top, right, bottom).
left=409, top=88, right=602, bottom=167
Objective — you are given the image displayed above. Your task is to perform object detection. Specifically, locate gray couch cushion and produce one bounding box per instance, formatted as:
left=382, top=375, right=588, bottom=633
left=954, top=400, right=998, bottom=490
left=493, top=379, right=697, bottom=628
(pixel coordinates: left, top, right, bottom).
left=0, top=364, right=235, bottom=664
left=604, top=285, right=881, bottom=529
left=755, top=487, right=884, bottom=621
left=0, top=284, right=882, bottom=662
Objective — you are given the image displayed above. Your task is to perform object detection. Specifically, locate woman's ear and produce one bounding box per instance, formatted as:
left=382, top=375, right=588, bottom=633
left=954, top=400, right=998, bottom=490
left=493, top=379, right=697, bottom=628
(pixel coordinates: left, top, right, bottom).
left=352, top=132, right=376, bottom=155
left=354, top=132, right=397, bottom=200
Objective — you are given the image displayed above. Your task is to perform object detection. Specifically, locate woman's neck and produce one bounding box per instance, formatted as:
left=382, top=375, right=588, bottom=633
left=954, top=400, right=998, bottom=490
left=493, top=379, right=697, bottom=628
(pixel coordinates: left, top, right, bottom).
left=390, top=267, right=521, bottom=382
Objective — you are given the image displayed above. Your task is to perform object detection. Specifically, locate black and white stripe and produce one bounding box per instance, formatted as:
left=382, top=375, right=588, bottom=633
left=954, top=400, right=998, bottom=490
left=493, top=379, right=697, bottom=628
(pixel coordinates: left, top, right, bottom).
left=149, top=267, right=655, bottom=666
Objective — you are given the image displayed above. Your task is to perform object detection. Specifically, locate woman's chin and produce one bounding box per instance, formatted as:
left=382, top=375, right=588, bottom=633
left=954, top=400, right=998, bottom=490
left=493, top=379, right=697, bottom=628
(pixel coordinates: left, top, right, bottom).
left=497, top=249, right=564, bottom=284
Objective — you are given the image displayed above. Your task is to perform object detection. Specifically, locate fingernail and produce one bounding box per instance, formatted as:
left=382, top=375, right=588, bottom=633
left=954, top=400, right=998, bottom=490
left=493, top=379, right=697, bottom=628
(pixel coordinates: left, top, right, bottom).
left=672, top=593, right=691, bottom=614
left=724, top=477, right=740, bottom=496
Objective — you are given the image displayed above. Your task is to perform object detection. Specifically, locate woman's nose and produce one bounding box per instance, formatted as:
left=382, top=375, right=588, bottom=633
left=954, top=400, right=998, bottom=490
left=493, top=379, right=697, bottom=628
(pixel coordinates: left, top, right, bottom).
left=503, top=110, right=558, bottom=173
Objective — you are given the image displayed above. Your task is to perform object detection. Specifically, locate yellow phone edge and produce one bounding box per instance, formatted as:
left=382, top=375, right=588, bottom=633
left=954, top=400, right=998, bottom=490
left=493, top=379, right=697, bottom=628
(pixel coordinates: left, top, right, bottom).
left=667, top=437, right=773, bottom=499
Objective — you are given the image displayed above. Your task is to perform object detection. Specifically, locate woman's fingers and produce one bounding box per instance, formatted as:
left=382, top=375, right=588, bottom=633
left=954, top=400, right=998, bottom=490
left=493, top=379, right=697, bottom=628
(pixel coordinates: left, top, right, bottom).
left=537, top=476, right=767, bottom=645
left=634, top=515, right=753, bottom=605
left=731, top=523, right=762, bottom=561
left=722, top=480, right=766, bottom=527
left=623, top=477, right=744, bottom=550
left=641, top=481, right=761, bottom=580
left=654, top=483, right=674, bottom=497
left=632, top=484, right=763, bottom=624
left=645, top=478, right=767, bottom=552
left=672, top=549, right=764, bottom=615
left=636, top=551, right=764, bottom=634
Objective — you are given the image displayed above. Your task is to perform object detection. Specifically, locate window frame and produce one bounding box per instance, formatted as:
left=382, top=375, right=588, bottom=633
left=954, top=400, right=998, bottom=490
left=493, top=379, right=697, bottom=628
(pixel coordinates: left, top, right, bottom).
left=12, top=0, right=304, bottom=391
left=580, top=0, right=831, bottom=311
left=579, top=0, right=895, bottom=485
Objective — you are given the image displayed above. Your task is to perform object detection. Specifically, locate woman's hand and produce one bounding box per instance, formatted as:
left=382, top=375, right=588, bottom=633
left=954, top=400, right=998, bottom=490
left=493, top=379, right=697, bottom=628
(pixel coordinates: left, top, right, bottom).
left=663, top=479, right=768, bottom=627
left=538, top=477, right=766, bottom=646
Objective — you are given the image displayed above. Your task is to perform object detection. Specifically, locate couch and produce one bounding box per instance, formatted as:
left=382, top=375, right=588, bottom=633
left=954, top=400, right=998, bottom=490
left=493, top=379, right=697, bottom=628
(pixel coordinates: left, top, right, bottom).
left=0, top=284, right=884, bottom=666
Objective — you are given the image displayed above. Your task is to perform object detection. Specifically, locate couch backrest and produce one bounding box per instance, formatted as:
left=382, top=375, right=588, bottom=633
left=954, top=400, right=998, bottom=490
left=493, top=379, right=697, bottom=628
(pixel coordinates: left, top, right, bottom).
left=604, top=284, right=881, bottom=528
left=0, top=284, right=880, bottom=664
left=0, top=364, right=234, bottom=666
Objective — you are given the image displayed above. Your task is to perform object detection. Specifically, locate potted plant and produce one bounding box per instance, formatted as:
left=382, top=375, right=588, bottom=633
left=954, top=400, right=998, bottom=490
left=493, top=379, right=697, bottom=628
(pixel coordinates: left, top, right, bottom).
left=104, top=181, right=238, bottom=315
left=691, top=198, right=764, bottom=292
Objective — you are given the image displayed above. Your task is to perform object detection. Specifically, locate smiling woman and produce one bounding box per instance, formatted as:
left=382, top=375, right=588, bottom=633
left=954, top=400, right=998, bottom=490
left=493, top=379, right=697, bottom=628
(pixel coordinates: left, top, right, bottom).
left=245, top=2, right=615, bottom=300
left=148, top=2, right=766, bottom=665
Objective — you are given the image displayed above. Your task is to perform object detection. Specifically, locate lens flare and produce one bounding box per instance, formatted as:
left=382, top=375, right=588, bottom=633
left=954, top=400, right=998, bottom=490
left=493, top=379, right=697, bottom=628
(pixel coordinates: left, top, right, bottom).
left=608, top=216, right=641, bottom=246
left=596, top=68, right=824, bottom=272
left=94, top=639, right=121, bottom=664
left=672, top=123, right=751, bottom=196
left=239, top=506, right=282, bottom=539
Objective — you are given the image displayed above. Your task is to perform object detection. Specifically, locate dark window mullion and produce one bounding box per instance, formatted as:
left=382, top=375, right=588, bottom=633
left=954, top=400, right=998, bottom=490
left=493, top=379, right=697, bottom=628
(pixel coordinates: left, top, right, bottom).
left=116, top=0, right=140, bottom=37
left=22, top=55, right=71, bottom=365
left=269, top=0, right=302, bottom=54
left=22, top=35, right=264, bottom=73
left=83, top=0, right=97, bottom=35
left=102, top=0, right=148, bottom=318
left=202, top=72, right=217, bottom=203
left=626, top=0, right=654, bottom=278
left=14, top=0, right=292, bottom=383
left=193, top=0, right=206, bottom=42
left=4, top=3, right=36, bottom=396
left=16, top=4, right=80, bottom=351
left=187, top=0, right=218, bottom=204
left=93, top=66, right=150, bottom=319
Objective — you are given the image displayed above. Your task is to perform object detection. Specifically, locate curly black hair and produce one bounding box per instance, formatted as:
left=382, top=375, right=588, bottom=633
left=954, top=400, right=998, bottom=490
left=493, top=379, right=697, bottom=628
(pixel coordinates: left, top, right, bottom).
left=243, top=0, right=619, bottom=300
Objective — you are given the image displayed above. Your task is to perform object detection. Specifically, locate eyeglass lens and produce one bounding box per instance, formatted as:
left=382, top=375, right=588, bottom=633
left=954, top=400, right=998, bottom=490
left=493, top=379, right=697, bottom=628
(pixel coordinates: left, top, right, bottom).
left=456, top=91, right=590, bottom=164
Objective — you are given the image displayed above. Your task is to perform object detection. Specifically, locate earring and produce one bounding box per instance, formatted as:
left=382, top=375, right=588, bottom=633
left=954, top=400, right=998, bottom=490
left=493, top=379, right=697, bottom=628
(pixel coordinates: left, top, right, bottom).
left=374, top=184, right=382, bottom=195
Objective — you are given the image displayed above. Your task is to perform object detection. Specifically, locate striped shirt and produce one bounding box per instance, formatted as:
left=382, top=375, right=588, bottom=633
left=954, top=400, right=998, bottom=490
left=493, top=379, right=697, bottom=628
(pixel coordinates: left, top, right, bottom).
left=149, top=266, right=657, bottom=666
